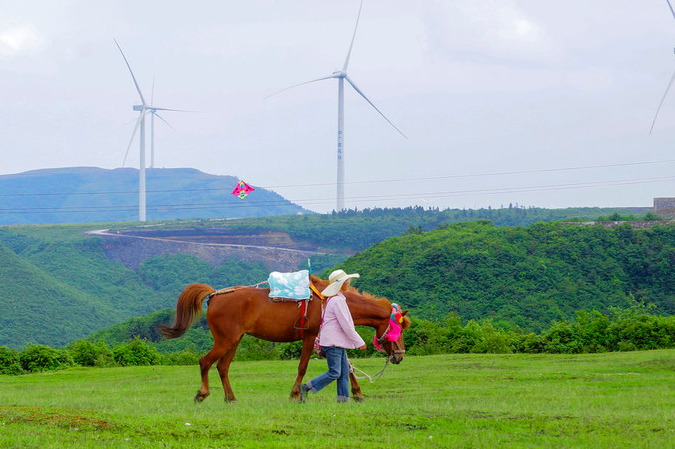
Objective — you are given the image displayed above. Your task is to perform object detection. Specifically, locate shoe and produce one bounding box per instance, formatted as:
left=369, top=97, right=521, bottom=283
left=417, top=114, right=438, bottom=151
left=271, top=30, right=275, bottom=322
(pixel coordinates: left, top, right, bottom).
left=299, top=384, right=308, bottom=403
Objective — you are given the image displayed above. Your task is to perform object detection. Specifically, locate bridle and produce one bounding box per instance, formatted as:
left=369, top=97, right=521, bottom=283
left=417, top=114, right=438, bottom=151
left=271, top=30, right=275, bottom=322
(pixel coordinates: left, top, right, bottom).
left=375, top=321, right=405, bottom=359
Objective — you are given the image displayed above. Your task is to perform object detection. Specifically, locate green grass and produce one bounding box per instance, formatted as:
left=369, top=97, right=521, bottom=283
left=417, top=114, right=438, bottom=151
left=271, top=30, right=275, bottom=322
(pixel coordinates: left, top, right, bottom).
left=1, top=351, right=674, bottom=448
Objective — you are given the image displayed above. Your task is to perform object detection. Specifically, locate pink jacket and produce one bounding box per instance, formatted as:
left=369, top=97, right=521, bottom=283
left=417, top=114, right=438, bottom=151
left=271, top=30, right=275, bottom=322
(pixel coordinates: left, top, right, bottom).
left=319, top=292, right=366, bottom=349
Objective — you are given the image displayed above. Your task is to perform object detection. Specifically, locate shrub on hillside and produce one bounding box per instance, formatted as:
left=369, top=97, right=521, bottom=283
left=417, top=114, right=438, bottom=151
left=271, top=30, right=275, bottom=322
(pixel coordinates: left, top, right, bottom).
left=541, top=320, right=583, bottom=354
left=513, top=333, right=544, bottom=353
left=405, top=319, right=451, bottom=355
left=0, top=346, right=24, bottom=375
left=112, top=337, right=162, bottom=366
left=573, top=310, right=611, bottom=353
left=470, top=320, right=514, bottom=354
left=279, top=341, right=302, bottom=360
left=607, top=314, right=675, bottom=351
left=19, top=344, right=73, bottom=373
left=405, top=316, right=516, bottom=355
left=67, top=340, right=115, bottom=367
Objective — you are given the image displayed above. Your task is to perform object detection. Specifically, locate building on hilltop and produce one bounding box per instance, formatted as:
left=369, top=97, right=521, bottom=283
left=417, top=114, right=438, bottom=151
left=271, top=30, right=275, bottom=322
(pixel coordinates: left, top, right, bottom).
left=654, top=197, right=675, bottom=218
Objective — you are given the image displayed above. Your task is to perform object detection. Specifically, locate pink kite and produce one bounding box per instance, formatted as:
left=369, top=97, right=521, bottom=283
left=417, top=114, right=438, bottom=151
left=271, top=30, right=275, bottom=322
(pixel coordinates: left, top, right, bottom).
left=232, top=180, right=255, bottom=199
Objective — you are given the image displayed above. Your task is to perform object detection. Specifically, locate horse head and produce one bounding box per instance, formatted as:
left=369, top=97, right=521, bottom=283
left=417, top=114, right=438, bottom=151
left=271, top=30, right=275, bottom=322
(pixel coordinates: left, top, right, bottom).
left=374, top=306, right=410, bottom=364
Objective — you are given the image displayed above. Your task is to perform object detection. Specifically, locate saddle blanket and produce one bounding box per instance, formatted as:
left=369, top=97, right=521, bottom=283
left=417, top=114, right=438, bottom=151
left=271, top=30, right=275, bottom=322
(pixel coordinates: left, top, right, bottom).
left=268, top=270, right=310, bottom=300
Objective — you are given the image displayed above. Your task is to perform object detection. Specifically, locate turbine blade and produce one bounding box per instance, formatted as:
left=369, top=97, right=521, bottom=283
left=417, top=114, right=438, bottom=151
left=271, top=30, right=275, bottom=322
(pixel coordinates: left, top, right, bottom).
left=149, top=107, right=200, bottom=113
left=123, top=113, right=143, bottom=167
left=154, top=112, right=175, bottom=130
left=151, top=76, right=155, bottom=105
left=264, top=75, right=336, bottom=99
left=345, top=75, right=407, bottom=139
left=119, top=117, right=138, bottom=127
left=343, top=0, right=364, bottom=71
left=667, top=0, right=675, bottom=22
left=114, top=39, right=147, bottom=105
left=650, top=66, right=675, bottom=134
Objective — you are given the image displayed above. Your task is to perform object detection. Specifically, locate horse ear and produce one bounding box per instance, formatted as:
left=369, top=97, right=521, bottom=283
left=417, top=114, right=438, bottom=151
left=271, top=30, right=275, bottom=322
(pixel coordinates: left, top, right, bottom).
left=401, top=310, right=411, bottom=329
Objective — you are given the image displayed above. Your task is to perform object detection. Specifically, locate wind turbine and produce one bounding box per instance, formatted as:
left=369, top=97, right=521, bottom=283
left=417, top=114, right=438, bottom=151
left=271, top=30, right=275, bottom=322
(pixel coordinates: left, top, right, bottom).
left=115, top=40, right=188, bottom=221
left=266, top=0, right=406, bottom=211
left=650, top=0, right=675, bottom=134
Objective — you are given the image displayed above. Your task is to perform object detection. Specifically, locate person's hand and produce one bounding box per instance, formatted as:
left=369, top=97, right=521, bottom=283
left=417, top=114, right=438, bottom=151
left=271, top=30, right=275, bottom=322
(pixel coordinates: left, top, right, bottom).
left=359, top=344, right=366, bottom=351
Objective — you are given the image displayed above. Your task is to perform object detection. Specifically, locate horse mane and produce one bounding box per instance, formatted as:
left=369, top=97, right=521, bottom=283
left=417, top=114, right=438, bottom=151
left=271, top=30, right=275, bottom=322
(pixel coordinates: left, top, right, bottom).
left=345, top=285, right=390, bottom=308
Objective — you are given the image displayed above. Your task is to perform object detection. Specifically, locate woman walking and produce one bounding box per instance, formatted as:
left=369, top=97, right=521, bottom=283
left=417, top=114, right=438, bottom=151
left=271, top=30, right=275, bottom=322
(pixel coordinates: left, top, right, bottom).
left=301, top=269, right=366, bottom=403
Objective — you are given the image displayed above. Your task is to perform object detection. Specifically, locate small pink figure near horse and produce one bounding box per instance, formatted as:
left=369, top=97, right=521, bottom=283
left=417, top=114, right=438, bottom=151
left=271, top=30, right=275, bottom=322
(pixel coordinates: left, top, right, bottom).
left=160, top=274, right=410, bottom=402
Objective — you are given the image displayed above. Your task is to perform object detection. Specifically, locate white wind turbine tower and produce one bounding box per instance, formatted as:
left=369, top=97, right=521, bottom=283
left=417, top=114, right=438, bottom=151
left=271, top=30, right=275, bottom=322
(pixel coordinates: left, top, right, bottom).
left=266, top=0, right=406, bottom=211
left=115, top=40, right=189, bottom=221
left=650, top=0, right=675, bottom=134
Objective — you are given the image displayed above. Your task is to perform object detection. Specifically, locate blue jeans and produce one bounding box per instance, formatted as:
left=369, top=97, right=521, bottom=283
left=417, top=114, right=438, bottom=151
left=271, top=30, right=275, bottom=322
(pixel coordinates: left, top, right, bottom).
left=305, top=346, right=350, bottom=402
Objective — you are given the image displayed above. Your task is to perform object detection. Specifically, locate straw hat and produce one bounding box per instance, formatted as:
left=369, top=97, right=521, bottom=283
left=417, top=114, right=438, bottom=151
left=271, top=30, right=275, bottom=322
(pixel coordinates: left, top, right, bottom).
left=321, top=269, right=360, bottom=297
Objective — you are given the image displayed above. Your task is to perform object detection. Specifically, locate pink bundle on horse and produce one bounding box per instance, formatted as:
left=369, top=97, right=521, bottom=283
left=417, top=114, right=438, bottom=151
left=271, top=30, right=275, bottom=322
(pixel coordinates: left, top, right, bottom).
left=160, top=274, right=410, bottom=403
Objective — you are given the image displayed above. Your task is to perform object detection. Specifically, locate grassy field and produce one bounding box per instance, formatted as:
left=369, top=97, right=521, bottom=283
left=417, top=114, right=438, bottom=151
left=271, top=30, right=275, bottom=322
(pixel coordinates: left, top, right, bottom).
left=1, top=350, right=674, bottom=448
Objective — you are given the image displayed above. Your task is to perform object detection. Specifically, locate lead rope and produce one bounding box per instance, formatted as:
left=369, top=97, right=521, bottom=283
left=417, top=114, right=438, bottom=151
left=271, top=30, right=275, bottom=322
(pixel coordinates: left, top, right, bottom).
left=350, top=357, right=390, bottom=383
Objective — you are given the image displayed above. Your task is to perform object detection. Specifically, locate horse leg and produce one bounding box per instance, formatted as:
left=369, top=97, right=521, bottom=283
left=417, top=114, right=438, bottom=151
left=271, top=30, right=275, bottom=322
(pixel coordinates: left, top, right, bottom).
left=290, top=336, right=316, bottom=401
left=216, top=342, right=240, bottom=403
left=349, top=369, right=365, bottom=402
left=195, top=344, right=228, bottom=403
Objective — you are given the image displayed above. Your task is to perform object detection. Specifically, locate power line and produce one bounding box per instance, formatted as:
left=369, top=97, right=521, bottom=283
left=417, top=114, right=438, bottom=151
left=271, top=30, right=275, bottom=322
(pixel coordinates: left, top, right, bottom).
left=1, top=157, right=674, bottom=198
left=263, top=158, right=675, bottom=189
left=1, top=174, right=673, bottom=215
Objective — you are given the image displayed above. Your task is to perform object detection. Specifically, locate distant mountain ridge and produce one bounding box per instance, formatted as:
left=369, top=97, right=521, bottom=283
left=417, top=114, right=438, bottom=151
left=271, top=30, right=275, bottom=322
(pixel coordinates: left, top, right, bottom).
left=0, top=167, right=307, bottom=224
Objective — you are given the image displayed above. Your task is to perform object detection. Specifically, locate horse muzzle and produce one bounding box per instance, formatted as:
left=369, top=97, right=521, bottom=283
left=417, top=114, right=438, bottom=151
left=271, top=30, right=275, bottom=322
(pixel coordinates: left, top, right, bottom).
left=389, top=349, right=405, bottom=365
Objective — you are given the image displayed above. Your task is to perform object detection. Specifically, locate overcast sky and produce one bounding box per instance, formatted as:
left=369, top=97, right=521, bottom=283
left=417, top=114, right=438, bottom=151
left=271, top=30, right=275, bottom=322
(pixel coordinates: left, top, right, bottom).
left=2, top=0, right=675, bottom=213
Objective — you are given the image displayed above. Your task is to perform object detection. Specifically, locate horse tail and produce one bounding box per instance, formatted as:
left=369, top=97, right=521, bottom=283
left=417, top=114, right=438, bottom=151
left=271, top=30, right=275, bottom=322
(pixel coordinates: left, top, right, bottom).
left=159, top=283, right=215, bottom=339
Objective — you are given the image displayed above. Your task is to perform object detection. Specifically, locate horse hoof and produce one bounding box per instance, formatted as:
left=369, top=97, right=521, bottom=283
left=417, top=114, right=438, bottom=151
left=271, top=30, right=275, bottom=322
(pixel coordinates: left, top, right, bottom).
left=353, top=395, right=365, bottom=403
left=194, top=391, right=209, bottom=403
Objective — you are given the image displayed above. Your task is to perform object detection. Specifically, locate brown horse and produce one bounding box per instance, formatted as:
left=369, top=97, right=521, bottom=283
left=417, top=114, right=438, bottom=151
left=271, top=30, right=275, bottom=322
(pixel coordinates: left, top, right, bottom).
left=160, top=274, right=410, bottom=403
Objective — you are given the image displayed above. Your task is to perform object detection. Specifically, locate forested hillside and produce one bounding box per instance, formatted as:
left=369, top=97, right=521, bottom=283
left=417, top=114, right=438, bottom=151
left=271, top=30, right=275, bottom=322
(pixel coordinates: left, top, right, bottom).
left=0, top=242, right=113, bottom=348
left=341, top=221, right=675, bottom=331
left=0, top=228, right=272, bottom=348
left=0, top=232, right=164, bottom=348
left=0, top=206, right=664, bottom=348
